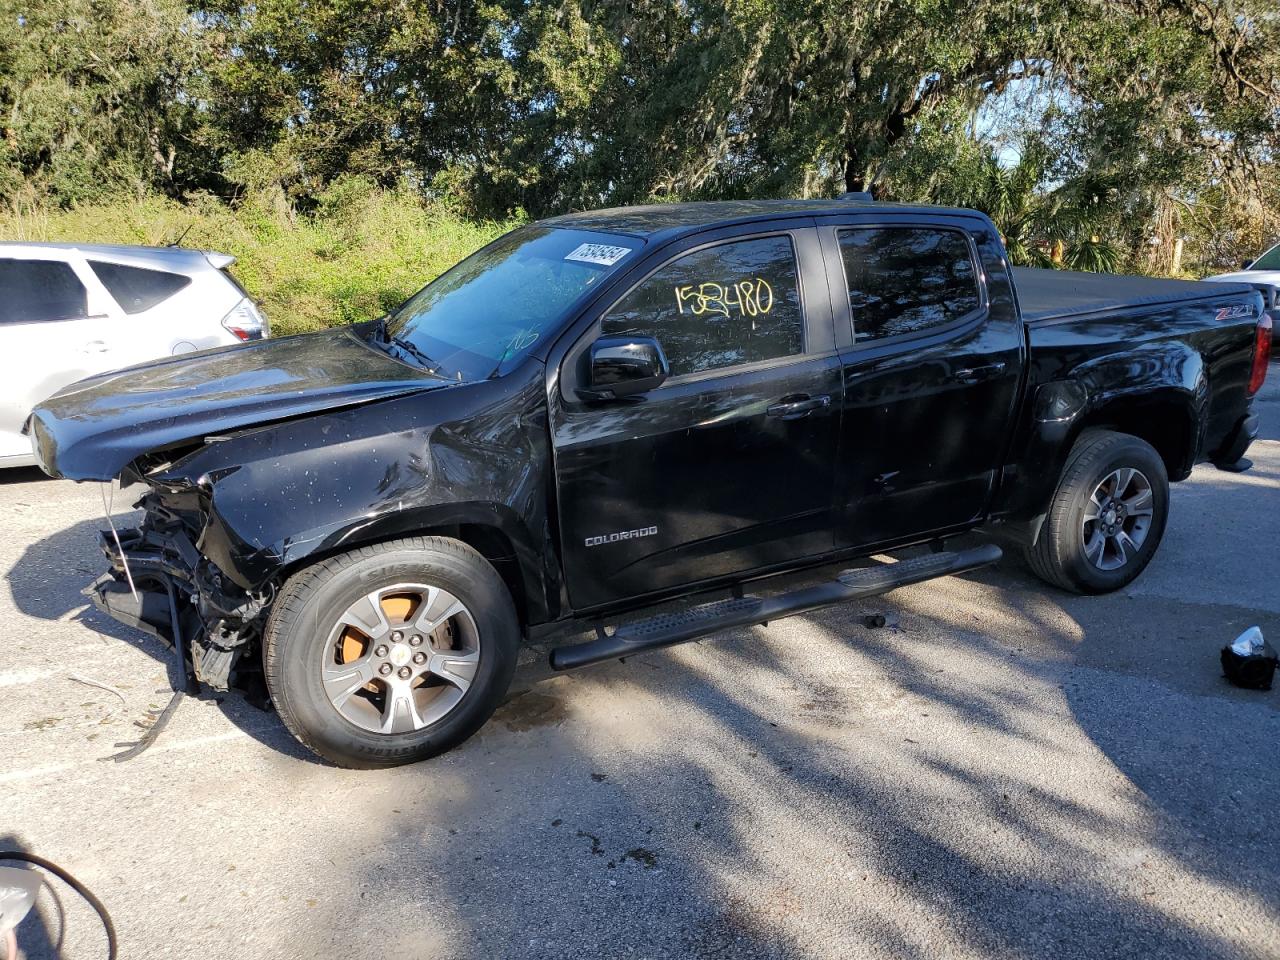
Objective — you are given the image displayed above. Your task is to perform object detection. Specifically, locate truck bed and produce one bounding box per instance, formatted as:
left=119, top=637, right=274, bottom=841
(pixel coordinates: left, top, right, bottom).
left=1012, top=267, right=1250, bottom=324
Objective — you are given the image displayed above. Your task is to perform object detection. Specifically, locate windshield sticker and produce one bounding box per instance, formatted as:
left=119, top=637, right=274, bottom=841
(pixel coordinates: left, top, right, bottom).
left=565, top=243, right=632, bottom=266
left=674, top=278, right=774, bottom=318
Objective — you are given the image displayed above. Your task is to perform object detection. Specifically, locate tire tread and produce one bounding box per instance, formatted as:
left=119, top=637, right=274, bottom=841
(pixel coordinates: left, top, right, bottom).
left=263, top=536, right=515, bottom=768
left=1024, top=429, right=1166, bottom=594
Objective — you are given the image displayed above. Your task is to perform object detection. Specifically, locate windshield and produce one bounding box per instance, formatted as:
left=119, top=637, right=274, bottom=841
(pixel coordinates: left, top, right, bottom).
left=1251, top=242, right=1280, bottom=271
left=379, top=226, right=640, bottom=380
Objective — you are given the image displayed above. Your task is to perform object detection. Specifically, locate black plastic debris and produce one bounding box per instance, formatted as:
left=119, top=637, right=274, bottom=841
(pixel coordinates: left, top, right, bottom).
left=1221, top=626, right=1277, bottom=691
left=860, top=613, right=887, bottom=629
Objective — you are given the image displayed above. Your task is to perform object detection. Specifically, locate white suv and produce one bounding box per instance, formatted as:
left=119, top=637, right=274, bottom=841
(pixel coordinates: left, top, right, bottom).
left=0, top=243, right=269, bottom=467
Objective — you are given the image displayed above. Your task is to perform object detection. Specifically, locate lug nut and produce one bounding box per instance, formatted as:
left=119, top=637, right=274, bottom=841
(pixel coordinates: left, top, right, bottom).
left=374, top=645, right=389, bottom=658
left=398, top=666, right=412, bottom=680
left=378, top=663, right=393, bottom=676
left=412, top=652, right=427, bottom=665
left=409, top=634, right=423, bottom=646
left=391, top=631, right=403, bottom=643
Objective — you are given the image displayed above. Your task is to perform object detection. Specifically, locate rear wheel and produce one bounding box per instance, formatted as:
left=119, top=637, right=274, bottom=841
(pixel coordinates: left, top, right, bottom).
left=1025, top=429, right=1169, bottom=594
left=263, top=537, right=518, bottom=768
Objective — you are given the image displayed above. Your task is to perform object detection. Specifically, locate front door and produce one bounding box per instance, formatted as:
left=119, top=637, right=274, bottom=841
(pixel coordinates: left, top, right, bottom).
left=0, top=255, right=117, bottom=462
left=551, top=226, right=842, bottom=610
left=822, top=219, right=1024, bottom=548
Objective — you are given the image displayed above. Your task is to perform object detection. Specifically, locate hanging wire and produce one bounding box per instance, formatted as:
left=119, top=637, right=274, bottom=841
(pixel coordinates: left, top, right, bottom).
left=99, top=480, right=137, bottom=602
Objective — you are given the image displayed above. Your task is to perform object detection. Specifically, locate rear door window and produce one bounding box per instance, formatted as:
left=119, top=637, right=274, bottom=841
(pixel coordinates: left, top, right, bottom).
left=89, top=261, right=191, bottom=314
left=838, top=227, right=982, bottom=343
left=0, top=258, right=89, bottom=324
left=601, top=235, right=804, bottom=377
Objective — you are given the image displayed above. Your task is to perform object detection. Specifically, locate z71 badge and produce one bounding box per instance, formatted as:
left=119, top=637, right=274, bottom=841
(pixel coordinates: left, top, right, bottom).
left=1215, top=304, right=1255, bottom=321
left=585, top=526, right=658, bottom=547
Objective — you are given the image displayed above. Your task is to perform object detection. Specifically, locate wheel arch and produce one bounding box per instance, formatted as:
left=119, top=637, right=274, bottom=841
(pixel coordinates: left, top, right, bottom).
left=271, top=503, right=559, bottom=629
left=991, top=341, right=1205, bottom=539
left=1074, top=390, right=1199, bottom=481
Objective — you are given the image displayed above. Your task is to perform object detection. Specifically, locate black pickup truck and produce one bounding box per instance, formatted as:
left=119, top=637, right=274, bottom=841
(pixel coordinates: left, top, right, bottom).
left=29, top=199, right=1272, bottom=768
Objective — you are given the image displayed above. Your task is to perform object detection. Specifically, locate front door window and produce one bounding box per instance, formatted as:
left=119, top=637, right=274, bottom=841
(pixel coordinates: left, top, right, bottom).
left=601, top=235, right=804, bottom=377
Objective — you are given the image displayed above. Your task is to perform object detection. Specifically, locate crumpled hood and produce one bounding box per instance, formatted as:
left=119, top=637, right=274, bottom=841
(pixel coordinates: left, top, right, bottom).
left=29, top=328, right=450, bottom=481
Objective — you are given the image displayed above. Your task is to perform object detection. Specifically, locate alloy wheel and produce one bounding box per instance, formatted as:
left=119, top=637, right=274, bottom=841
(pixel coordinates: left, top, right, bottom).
left=321, top=583, right=480, bottom=734
left=1080, top=467, right=1155, bottom=571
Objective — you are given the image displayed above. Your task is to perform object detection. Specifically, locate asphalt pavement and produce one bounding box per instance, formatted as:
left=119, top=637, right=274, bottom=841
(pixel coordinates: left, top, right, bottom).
left=2, top=368, right=1278, bottom=960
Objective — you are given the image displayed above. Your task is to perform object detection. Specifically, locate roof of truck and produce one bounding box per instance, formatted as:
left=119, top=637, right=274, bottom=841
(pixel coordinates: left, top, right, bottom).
left=1012, top=267, right=1258, bottom=323
left=539, top=199, right=983, bottom=239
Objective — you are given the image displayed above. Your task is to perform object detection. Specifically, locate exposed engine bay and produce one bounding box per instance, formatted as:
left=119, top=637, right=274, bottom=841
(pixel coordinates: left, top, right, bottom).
left=88, top=487, right=271, bottom=694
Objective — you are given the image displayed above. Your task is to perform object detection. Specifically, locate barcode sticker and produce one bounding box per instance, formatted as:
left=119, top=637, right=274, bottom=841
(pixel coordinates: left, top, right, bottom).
left=565, top=243, right=631, bottom=266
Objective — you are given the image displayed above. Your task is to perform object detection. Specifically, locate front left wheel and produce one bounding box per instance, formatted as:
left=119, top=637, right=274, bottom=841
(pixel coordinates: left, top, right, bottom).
left=263, top=536, right=519, bottom=768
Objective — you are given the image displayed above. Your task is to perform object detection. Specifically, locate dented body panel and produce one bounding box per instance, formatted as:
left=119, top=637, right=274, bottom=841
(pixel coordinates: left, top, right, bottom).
left=27, top=199, right=1267, bottom=696
left=28, top=328, right=449, bottom=481
left=150, top=359, right=560, bottom=620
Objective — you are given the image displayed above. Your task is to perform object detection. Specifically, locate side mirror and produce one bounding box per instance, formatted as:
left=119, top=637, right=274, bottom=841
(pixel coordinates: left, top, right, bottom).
left=579, top=336, right=669, bottom=400
left=1242, top=260, right=1255, bottom=270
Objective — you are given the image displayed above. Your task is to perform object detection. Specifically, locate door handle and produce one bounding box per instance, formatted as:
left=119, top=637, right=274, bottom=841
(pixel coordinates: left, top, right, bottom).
left=81, top=340, right=110, bottom=353
left=952, top=362, right=1006, bottom=384
left=766, top=394, right=831, bottom=419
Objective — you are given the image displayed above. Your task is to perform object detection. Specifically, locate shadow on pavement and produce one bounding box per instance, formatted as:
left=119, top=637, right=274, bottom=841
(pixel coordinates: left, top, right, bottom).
left=4, top=514, right=317, bottom=764
left=339, top=573, right=1272, bottom=958
left=0, top=467, right=53, bottom=486
left=10, top=516, right=1279, bottom=956
left=6, top=375, right=1277, bottom=957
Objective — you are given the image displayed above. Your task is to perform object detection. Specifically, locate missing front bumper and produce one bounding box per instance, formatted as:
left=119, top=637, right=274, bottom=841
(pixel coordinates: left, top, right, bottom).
left=87, top=520, right=263, bottom=693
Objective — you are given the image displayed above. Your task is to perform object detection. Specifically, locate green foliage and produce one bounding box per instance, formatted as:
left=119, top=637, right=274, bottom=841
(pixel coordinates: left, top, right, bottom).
left=0, top=0, right=209, bottom=205
left=0, top=181, right=519, bottom=335
left=2, top=0, right=1278, bottom=277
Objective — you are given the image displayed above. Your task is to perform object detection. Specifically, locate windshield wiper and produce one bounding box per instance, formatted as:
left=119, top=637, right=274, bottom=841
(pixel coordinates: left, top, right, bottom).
left=372, top=317, right=442, bottom=374
left=391, top=335, right=439, bottom=371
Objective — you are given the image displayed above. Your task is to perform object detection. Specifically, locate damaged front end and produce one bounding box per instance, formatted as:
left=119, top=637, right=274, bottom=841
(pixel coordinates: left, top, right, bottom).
left=32, top=331, right=558, bottom=708
left=88, top=486, right=270, bottom=694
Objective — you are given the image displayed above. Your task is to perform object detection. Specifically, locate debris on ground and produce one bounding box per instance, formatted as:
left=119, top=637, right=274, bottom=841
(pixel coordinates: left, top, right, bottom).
left=66, top=673, right=128, bottom=715
left=103, top=690, right=186, bottom=762
left=1221, top=626, right=1277, bottom=691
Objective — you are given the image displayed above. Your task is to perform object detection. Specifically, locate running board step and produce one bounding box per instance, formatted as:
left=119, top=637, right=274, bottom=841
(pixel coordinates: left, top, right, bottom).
left=549, top=543, right=1002, bottom=671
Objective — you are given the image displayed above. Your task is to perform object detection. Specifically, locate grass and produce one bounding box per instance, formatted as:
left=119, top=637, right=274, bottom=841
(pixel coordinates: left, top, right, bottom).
left=0, top=181, right=521, bottom=336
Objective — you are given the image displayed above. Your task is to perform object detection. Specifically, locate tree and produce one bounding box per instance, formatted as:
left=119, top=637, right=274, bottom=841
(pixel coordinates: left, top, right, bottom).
left=0, top=0, right=208, bottom=207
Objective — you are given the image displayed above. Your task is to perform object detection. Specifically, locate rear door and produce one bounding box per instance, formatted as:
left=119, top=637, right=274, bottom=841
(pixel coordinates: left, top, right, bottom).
left=85, top=258, right=199, bottom=362
left=550, top=223, right=842, bottom=610
left=0, top=254, right=117, bottom=461
left=820, top=216, right=1024, bottom=548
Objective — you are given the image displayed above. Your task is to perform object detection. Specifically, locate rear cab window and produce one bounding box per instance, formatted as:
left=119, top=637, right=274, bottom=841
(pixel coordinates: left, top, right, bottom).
left=0, top=258, right=89, bottom=324
left=88, top=260, right=191, bottom=314
left=601, top=234, right=804, bottom=377
left=838, top=227, right=982, bottom=344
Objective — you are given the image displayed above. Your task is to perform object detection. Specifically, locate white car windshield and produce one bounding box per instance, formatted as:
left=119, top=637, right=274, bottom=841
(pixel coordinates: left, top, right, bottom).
left=1250, top=242, right=1280, bottom=271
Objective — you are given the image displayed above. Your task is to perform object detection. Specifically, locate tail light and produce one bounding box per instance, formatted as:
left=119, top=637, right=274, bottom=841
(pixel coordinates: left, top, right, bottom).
left=1248, top=314, right=1272, bottom=396
left=221, top=297, right=270, bottom=341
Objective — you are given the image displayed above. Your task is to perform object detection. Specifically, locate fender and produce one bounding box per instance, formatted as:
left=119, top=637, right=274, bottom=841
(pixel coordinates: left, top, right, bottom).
left=996, top=340, right=1206, bottom=527
left=154, top=360, right=562, bottom=622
